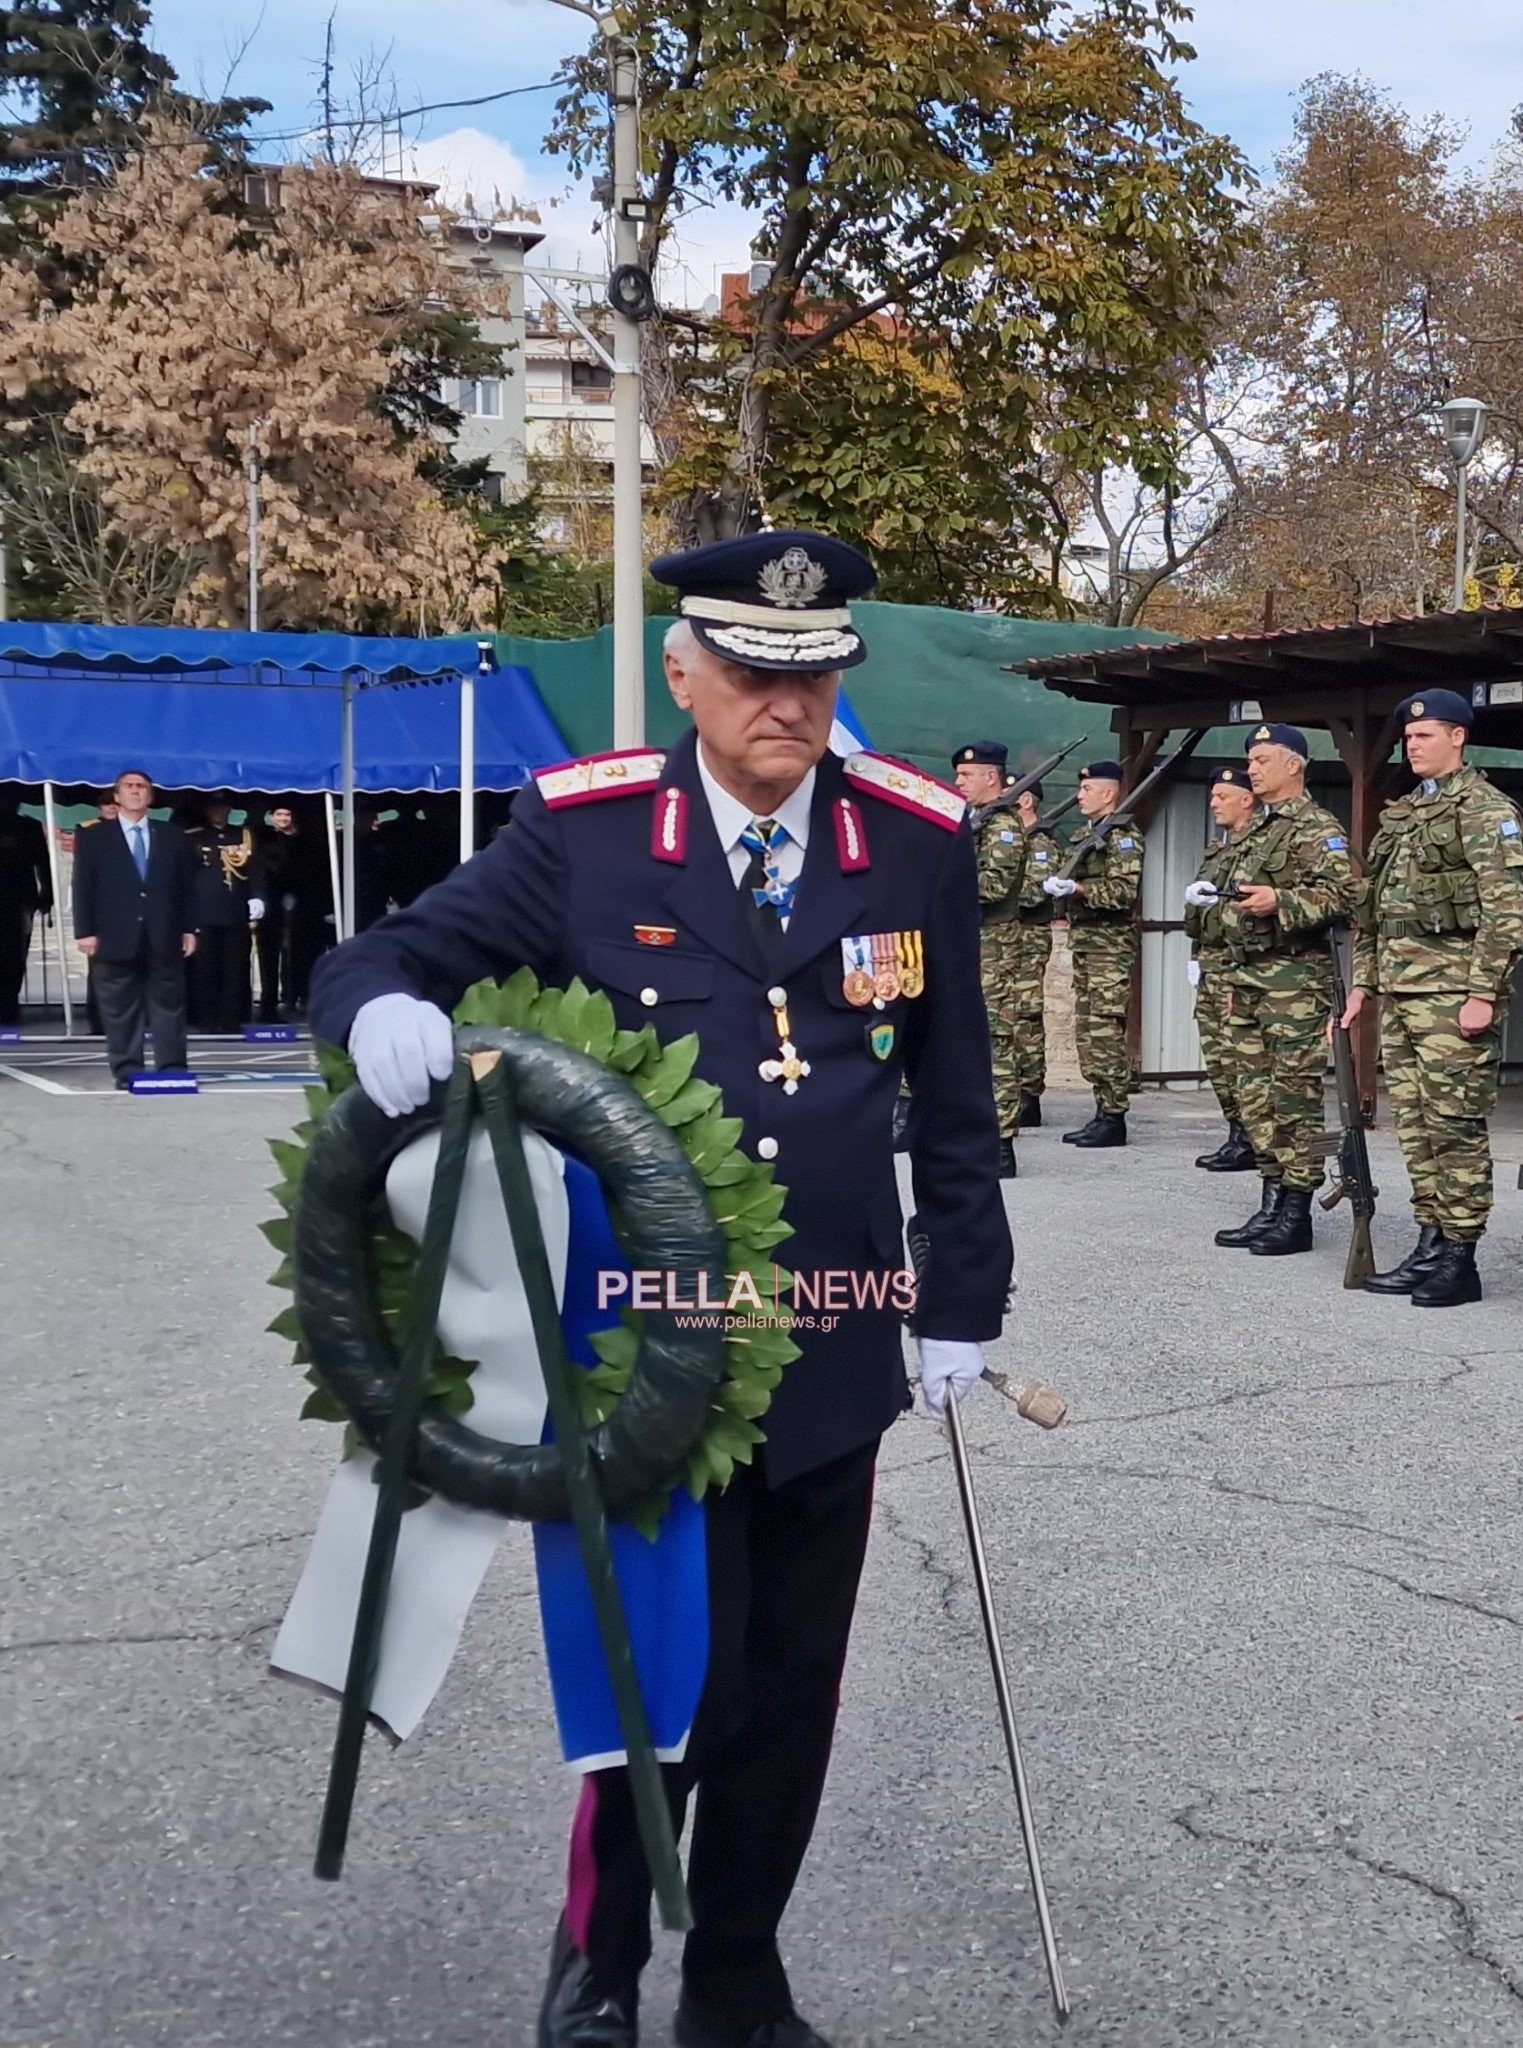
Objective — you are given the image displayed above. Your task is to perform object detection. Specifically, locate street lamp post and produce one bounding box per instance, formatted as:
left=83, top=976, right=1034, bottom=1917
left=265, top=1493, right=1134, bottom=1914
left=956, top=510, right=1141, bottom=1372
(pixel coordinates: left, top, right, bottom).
left=545, top=0, right=649, bottom=748
left=1441, top=396, right=1489, bottom=612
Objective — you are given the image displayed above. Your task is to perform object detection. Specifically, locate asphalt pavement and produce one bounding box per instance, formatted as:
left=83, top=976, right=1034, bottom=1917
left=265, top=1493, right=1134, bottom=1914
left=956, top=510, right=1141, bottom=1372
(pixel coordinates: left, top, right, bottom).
left=4, top=1075, right=1523, bottom=2048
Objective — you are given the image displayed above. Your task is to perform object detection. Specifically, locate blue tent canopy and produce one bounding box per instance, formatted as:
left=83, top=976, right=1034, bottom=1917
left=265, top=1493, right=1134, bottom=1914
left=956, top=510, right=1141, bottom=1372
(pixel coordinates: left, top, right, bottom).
left=0, top=621, right=569, bottom=791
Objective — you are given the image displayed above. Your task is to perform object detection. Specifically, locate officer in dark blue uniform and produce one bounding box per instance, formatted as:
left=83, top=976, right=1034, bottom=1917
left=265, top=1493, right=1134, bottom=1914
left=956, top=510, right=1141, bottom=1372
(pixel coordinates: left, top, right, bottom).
left=308, top=531, right=1013, bottom=2048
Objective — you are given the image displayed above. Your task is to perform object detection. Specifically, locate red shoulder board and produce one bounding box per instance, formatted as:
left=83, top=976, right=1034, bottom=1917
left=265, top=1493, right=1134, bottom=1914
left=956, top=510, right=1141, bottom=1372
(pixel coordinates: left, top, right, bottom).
left=842, top=751, right=965, bottom=833
left=534, top=748, right=666, bottom=810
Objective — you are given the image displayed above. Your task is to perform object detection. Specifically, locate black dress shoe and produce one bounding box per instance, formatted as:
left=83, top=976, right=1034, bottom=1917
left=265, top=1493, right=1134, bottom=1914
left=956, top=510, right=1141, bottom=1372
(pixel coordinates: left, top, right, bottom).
left=1195, top=1121, right=1257, bottom=1172
left=997, top=1136, right=1018, bottom=1178
left=1411, top=1237, right=1483, bottom=1308
left=1214, top=1179, right=1284, bottom=1248
left=1018, top=1092, right=1042, bottom=1129
left=1363, top=1223, right=1443, bottom=1293
left=674, top=1992, right=832, bottom=2048
left=1069, top=1110, right=1126, bottom=1148
left=1249, top=1185, right=1314, bottom=1255
left=538, top=1937, right=638, bottom=2048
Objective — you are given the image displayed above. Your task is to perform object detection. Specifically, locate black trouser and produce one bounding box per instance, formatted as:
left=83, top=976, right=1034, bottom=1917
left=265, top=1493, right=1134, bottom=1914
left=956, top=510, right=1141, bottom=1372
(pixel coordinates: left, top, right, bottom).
left=90, top=943, right=188, bottom=1079
left=188, top=922, right=251, bottom=1032
left=565, top=1440, right=878, bottom=2027
left=254, top=912, right=290, bottom=1020
left=0, top=900, right=34, bottom=1023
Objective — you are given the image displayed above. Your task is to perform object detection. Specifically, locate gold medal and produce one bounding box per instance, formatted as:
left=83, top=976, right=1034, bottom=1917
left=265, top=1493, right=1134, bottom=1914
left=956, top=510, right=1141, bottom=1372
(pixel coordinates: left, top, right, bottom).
left=896, top=929, right=925, bottom=998
left=899, top=963, right=924, bottom=999
left=843, top=967, right=875, bottom=1007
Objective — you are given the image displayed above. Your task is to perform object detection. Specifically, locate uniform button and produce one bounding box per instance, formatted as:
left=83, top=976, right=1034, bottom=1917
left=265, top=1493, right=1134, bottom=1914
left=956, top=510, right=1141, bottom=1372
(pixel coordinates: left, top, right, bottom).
left=639, top=987, right=658, bottom=1007
left=756, top=1137, right=779, bottom=1161
left=767, top=984, right=787, bottom=1007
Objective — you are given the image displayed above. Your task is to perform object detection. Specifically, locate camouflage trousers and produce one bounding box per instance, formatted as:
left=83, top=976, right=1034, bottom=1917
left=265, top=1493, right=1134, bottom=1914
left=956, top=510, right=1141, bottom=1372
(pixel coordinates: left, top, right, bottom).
left=1226, top=975, right=1331, bottom=1191
left=1009, top=921, right=1053, bottom=1098
left=1193, top=961, right=1240, bottom=1123
left=1070, top=924, right=1136, bottom=1114
left=1381, top=993, right=1504, bottom=1242
left=980, top=919, right=1023, bottom=1139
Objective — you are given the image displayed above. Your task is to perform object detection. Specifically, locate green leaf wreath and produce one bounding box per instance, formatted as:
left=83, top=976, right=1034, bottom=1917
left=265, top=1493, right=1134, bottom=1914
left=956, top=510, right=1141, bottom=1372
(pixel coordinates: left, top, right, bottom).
left=264, top=969, right=801, bottom=1524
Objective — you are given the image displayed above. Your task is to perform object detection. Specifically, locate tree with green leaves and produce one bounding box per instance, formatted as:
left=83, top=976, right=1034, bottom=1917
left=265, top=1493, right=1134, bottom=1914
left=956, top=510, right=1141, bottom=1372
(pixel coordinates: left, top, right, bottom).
left=550, top=0, right=1248, bottom=583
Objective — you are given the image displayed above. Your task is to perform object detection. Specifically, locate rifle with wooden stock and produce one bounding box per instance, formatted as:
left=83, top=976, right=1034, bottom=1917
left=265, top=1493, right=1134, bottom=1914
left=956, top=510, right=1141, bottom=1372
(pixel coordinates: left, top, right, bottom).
left=1314, top=925, right=1378, bottom=1288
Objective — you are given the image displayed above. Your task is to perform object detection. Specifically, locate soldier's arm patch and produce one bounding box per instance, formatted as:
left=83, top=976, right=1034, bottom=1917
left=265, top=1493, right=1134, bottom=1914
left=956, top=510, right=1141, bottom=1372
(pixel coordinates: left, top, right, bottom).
left=1501, top=818, right=1520, bottom=838
left=1324, top=835, right=1348, bottom=851
left=999, top=830, right=1016, bottom=843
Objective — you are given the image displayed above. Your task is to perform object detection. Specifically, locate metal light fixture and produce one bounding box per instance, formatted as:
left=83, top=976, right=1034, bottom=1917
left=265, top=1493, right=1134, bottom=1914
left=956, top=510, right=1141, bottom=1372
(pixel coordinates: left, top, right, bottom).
left=1440, top=397, right=1490, bottom=609
left=1441, top=396, right=1489, bottom=469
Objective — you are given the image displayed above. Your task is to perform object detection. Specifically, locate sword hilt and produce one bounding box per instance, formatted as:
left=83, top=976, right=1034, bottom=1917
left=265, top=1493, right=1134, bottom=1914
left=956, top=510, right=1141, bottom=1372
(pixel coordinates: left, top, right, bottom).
left=982, top=1369, right=1068, bottom=1428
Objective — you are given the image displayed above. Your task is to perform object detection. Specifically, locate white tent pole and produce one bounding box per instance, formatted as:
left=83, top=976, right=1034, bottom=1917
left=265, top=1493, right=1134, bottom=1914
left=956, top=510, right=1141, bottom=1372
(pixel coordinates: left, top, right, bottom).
left=324, top=792, right=341, bottom=950
left=341, top=674, right=357, bottom=940
left=459, top=662, right=478, bottom=867
left=41, top=780, right=73, bottom=1038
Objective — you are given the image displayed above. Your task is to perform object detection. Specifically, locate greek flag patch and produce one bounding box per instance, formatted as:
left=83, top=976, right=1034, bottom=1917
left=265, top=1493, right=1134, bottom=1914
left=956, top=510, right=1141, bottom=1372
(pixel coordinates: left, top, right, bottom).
left=1034, top=851, right=1051, bottom=863
left=1118, top=837, right=1136, bottom=850
left=1502, top=818, right=1521, bottom=839
left=1325, top=835, right=1348, bottom=851
left=999, top=830, right=1016, bottom=843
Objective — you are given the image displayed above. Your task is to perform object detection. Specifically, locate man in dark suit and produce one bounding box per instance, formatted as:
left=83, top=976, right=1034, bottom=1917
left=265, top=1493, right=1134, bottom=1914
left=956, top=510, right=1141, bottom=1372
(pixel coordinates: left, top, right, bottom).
left=308, top=533, right=1012, bottom=2048
left=72, top=769, right=197, bottom=1087
left=0, top=789, right=53, bottom=1024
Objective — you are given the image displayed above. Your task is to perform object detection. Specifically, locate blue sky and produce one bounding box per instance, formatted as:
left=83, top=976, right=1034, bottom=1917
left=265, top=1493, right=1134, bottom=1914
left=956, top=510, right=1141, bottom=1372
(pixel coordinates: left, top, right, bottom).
left=147, top=0, right=1523, bottom=292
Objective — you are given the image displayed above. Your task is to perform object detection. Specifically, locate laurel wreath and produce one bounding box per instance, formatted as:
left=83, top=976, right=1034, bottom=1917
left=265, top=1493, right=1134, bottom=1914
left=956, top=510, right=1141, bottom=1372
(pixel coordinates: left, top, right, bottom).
left=263, top=968, right=801, bottom=1527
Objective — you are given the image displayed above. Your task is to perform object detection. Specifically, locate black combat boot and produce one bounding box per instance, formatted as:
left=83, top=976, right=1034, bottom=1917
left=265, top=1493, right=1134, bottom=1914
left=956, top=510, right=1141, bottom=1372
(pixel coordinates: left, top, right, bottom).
left=1363, top=1223, right=1444, bottom=1295
left=538, top=1924, right=638, bottom=2048
left=1018, top=1092, right=1042, bottom=1129
left=997, top=1136, right=1018, bottom=1178
left=1249, top=1185, right=1314, bottom=1255
left=1061, top=1103, right=1106, bottom=1144
left=1069, top=1110, right=1126, bottom=1148
left=1410, top=1237, right=1483, bottom=1308
left=1214, top=1179, right=1284, bottom=1248
left=1195, top=1122, right=1257, bottom=1172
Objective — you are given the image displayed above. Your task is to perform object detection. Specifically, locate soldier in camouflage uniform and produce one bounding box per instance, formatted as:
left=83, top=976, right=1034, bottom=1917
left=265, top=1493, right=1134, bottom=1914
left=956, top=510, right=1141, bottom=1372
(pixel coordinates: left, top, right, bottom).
left=953, top=741, right=1026, bottom=1177
left=1042, top=759, right=1143, bottom=1148
left=1010, top=780, right=1061, bottom=1128
left=1182, top=766, right=1260, bottom=1171
left=1344, top=689, right=1523, bottom=1307
left=1211, top=724, right=1357, bottom=1257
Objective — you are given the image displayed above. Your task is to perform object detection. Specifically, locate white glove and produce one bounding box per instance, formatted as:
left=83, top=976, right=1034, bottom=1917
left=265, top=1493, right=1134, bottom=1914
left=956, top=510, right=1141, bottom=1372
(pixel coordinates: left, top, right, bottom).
left=1183, top=880, right=1219, bottom=908
left=248, top=896, right=265, bottom=922
left=1042, top=875, right=1078, bottom=899
left=350, top=992, right=455, bottom=1117
left=918, top=1337, right=984, bottom=1418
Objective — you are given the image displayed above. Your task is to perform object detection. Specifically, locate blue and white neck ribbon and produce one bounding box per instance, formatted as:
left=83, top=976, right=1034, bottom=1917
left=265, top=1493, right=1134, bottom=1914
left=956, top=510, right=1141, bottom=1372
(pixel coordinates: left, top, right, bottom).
left=740, top=816, right=797, bottom=918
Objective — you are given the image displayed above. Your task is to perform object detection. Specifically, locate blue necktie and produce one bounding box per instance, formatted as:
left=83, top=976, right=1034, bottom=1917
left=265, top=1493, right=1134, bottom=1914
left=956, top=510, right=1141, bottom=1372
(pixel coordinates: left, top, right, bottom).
left=131, top=823, right=148, bottom=878
left=738, top=818, right=796, bottom=926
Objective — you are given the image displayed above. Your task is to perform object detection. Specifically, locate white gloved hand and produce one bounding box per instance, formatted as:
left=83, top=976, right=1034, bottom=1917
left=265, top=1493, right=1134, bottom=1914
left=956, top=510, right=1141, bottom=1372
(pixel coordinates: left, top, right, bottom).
left=1183, top=880, right=1219, bottom=909
left=1042, top=875, right=1078, bottom=899
left=248, top=896, right=265, bottom=922
left=350, top=992, right=455, bottom=1117
left=918, top=1338, right=984, bottom=1418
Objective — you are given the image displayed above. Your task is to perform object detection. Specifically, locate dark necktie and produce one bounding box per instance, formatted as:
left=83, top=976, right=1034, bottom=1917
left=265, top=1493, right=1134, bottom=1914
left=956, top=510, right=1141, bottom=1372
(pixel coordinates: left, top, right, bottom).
left=738, top=817, right=789, bottom=950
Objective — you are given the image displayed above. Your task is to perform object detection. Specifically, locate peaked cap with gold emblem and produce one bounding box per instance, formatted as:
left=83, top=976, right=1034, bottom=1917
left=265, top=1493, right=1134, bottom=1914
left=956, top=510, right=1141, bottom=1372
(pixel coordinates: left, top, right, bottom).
left=651, top=528, right=876, bottom=672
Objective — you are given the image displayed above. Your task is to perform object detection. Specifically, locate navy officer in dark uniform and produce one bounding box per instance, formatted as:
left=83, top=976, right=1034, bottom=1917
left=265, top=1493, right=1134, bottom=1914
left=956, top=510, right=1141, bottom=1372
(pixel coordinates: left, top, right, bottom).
left=308, top=532, right=1013, bottom=2048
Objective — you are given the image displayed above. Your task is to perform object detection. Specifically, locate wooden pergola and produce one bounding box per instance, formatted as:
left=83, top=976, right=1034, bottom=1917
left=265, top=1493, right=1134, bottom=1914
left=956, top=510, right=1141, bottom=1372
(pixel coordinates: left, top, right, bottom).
left=1022, top=607, right=1523, bottom=851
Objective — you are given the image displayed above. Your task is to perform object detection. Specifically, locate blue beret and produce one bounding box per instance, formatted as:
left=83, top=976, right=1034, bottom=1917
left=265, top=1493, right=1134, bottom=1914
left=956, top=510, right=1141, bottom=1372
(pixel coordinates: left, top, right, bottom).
left=650, top=529, right=875, bottom=672
left=1080, top=760, right=1123, bottom=783
left=1211, top=765, right=1254, bottom=789
left=1247, top=723, right=1309, bottom=759
left=1397, top=690, right=1473, bottom=730
left=953, top=740, right=1008, bottom=769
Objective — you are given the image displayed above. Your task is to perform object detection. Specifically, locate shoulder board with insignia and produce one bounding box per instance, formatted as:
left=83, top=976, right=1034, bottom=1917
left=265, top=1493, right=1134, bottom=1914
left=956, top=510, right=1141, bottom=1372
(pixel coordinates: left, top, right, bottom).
left=534, top=748, right=667, bottom=810
left=843, top=752, right=965, bottom=832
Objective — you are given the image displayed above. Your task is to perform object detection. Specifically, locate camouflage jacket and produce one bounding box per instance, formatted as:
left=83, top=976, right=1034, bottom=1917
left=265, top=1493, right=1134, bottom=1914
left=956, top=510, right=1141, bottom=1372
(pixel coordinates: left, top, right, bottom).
left=1184, top=825, right=1259, bottom=962
left=1220, top=793, right=1356, bottom=992
left=1068, top=816, right=1143, bottom=924
left=972, top=803, right=1028, bottom=927
left=1352, top=764, right=1523, bottom=1001
left=1017, top=826, right=1062, bottom=922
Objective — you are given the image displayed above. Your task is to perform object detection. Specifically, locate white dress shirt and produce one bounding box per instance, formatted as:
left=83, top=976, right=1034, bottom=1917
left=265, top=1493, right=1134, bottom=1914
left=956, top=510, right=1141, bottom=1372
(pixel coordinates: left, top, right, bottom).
left=118, top=813, right=152, bottom=866
left=695, top=745, right=814, bottom=926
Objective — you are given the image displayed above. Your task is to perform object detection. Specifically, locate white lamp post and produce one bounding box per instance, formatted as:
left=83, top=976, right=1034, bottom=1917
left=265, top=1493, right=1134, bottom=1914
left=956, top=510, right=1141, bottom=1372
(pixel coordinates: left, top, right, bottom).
left=1441, top=396, right=1489, bottom=611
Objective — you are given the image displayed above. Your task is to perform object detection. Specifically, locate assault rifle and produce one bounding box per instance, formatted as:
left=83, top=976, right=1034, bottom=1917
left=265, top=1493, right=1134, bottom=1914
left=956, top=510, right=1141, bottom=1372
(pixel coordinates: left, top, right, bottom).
left=1313, top=925, right=1378, bottom=1288
left=1033, top=792, right=1079, bottom=835
left=1051, top=730, right=1208, bottom=882
left=986, top=733, right=1089, bottom=819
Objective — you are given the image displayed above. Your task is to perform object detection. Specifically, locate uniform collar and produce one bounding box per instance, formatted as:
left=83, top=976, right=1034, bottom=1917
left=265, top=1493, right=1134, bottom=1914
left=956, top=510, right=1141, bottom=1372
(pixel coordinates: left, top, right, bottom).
left=695, top=742, right=816, bottom=852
